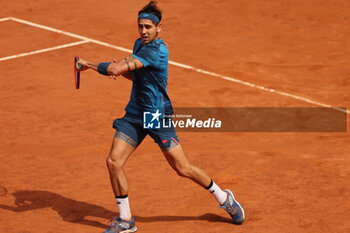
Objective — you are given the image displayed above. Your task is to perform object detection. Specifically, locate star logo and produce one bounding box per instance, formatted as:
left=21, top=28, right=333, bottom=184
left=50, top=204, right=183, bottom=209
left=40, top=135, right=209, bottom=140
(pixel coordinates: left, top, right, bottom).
left=150, top=110, right=162, bottom=122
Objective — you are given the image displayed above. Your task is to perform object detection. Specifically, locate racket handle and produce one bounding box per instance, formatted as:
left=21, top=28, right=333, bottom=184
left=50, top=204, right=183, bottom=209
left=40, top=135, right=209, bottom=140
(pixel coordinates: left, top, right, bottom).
left=77, top=63, right=83, bottom=69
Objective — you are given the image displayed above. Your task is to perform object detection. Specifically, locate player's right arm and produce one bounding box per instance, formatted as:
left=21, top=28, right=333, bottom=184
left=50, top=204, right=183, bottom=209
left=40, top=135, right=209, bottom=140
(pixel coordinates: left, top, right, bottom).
left=110, top=56, right=141, bottom=81
left=77, top=56, right=143, bottom=80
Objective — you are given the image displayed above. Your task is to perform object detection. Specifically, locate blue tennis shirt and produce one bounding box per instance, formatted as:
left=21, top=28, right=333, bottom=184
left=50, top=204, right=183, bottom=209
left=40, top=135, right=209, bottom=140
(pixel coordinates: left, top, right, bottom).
left=125, top=38, right=173, bottom=117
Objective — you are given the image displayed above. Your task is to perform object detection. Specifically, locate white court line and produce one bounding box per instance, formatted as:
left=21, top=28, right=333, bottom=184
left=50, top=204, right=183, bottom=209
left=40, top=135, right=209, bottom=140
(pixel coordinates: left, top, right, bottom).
left=9, top=17, right=132, bottom=54
left=0, top=40, right=89, bottom=62
left=170, top=64, right=349, bottom=114
left=1, top=16, right=348, bottom=114
left=0, top=17, right=10, bottom=22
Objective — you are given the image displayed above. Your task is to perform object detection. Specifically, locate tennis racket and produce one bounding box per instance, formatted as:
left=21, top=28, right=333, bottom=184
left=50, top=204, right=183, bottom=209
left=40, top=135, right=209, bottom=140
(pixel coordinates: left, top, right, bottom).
left=74, top=56, right=83, bottom=89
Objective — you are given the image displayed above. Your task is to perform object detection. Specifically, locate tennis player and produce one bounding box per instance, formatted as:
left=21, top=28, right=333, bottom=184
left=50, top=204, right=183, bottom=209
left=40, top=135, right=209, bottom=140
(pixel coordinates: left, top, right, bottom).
left=77, top=1, right=245, bottom=232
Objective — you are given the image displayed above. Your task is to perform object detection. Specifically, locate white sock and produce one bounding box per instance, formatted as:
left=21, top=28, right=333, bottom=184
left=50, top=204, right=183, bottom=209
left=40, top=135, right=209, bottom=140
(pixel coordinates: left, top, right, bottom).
left=207, top=180, right=227, bottom=205
left=116, top=195, right=132, bottom=221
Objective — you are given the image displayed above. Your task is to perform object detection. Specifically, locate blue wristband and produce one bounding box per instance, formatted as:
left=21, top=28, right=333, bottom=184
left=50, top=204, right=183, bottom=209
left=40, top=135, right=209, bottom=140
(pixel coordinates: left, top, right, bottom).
left=97, top=62, right=111, bottom=76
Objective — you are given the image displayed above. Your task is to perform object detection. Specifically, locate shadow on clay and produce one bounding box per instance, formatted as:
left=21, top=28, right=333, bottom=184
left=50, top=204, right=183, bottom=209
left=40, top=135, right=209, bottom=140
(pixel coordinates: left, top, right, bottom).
left=0, top=190, right=232, bottom=229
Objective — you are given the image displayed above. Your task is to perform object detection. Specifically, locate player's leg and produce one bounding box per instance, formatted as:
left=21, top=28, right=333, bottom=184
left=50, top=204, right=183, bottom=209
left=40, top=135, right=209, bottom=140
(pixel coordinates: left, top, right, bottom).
left=148, top=123, right=214, bottom=189
left=162, top=143, right=245, bottom=224
left=150, top=118, right=246, bottom=225
left=104, top=132, right=139, bottom=233
left=150, top=127, right=226, bottom=199
left=106, top=133, right=135, bottom=221
left=162, top=143, right=227, bottom=203
left=162, top=143, right=211, bottom=187
left=106, top=134, right=136, bottom=198
left=109, top=117, right=146, bottom=200
left=104, top=117, right=146, bottom=233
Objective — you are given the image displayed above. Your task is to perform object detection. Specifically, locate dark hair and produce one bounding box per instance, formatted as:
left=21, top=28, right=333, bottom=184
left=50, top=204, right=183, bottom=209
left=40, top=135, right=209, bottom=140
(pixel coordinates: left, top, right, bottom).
left=138, top=0, right=162, bottom=23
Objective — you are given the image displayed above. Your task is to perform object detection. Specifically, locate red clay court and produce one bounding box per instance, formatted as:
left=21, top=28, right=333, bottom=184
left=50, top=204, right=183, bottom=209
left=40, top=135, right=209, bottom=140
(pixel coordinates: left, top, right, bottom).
left=0, top=0, right=349, bottom=232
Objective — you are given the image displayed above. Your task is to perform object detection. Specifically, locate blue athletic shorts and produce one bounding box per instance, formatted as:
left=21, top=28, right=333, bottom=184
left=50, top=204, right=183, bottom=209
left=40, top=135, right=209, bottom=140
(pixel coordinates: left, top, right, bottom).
left=112, top=113, right=180, bottom=151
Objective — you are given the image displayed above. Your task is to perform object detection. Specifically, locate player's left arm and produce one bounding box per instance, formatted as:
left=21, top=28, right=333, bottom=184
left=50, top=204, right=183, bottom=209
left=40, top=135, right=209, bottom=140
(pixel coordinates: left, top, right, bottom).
left=77, top=56, right=143, bottom=79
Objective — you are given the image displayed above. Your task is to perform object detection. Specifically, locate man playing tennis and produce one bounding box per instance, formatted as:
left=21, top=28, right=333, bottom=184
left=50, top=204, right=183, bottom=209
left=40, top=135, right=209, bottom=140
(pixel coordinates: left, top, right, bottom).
left=77, top=1, right=245, bottom=232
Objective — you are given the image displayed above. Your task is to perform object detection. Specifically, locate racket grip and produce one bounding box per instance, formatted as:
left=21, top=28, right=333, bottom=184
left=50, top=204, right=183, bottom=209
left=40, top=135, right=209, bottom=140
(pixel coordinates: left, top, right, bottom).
left=77, top=63, right=83, bottom=69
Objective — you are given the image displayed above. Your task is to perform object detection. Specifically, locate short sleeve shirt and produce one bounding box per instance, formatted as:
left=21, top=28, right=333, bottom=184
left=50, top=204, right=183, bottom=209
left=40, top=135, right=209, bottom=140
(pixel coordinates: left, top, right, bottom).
left=124, top=38, right=173, bottom=117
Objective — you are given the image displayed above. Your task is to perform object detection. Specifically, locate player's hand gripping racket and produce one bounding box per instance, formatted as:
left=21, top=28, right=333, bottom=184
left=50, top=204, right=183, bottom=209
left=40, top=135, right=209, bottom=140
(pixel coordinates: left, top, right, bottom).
left=74, top=56, right=83, bottom=89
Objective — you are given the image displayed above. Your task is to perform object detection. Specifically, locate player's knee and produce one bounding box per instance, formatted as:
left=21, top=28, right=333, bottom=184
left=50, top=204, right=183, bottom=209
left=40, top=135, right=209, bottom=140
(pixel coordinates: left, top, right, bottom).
left=176, top=165, right=194, bottom=178
left=106, top=155, right=124, bottom=171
